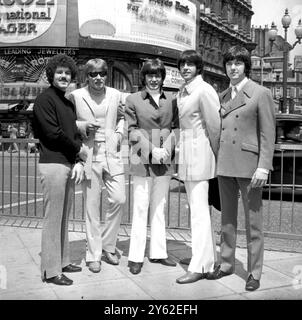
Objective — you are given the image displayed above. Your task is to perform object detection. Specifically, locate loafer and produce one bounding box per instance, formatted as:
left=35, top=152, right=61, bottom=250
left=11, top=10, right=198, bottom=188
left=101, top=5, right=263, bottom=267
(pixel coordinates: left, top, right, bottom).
left=149, top=257, right=177, bottom=267
left=103, top=251, right=119, bottom=265
left=179, top=257, right=191, bottom=265
left=62, top=264, right=82, bottom=273
left=245, top=274, right=260, bottom=291
left=176, top=271, right=207, bottom=284
left=128, top=261, right=143, bottom=275
left=206, top=264, right=232, bottom=280
left=88, top=261, right=101, bottom=273
left=45, top=274, right=73, bottom=286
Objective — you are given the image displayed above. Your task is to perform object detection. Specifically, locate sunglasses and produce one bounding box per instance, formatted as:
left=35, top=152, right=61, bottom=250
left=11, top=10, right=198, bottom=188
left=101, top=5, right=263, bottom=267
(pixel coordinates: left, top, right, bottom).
left=88, top=71, right=107, bottom=78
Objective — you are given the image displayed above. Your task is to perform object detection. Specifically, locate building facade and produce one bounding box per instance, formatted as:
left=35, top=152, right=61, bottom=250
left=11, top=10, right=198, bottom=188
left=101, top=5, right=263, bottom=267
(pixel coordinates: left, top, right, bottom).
left=0, top=0, right=255, bottom=120
left=251, top=25, right=302, bottom=112
left=199, top=0, right=255, bottom=91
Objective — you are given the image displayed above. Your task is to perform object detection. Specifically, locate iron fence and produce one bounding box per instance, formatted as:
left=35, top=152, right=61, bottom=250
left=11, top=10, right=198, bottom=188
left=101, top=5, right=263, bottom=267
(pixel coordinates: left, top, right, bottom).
left=0, top=138, right=302, bottom=240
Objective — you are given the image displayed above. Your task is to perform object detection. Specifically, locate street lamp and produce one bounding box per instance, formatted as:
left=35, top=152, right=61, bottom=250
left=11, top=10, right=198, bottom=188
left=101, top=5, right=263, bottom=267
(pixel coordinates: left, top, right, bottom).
left=268, top=9, right=302, bottom=113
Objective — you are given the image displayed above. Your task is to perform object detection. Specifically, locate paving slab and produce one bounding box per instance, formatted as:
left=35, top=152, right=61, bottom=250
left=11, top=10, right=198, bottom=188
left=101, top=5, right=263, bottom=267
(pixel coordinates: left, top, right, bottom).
left=130, top=271, right=235, bottom=300
left=242, top=285, right=302, bottom=300
left=51, top=278, right=152, bottom=300
left=264, top=257, right=302, bottom=279
left=1, top=224, right=302, bottom=300
left=0, top=287, right=58, bottom=300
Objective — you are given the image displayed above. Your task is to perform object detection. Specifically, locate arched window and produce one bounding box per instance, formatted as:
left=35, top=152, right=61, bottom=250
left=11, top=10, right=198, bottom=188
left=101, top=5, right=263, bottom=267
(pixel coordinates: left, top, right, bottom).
left=112, top=67, right=132, bottom=92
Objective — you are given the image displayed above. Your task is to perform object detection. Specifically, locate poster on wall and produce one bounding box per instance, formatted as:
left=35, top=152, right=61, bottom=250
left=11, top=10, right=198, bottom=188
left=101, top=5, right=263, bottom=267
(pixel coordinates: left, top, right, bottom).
left=164, top=66, right=184, bottom=89
left=0, top=0, right=67, bottom=47
left=78, top=0, right=197, bottom=52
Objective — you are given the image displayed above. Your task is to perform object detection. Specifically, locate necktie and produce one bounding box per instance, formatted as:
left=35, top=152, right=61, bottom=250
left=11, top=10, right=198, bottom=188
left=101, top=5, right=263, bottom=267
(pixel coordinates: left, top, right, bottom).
left=231, top=86, right=238, bottom=99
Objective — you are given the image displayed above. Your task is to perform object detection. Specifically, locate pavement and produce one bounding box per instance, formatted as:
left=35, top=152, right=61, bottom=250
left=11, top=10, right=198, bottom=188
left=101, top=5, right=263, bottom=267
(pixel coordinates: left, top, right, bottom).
left=1, top=219, right=302, bottom=302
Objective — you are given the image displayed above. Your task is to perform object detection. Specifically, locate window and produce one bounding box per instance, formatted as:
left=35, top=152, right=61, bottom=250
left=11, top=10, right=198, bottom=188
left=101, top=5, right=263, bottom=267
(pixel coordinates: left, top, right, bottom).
left=112, top=67, right=131, bottom=92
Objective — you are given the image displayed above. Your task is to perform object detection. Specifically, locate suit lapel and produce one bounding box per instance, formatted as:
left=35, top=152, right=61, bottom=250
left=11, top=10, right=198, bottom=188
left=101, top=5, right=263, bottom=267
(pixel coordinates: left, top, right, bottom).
left=105, top=89, right=113, bottom=115
left=81, top=88, right=96, bottom=118
left=220, top=80, right=254, bottom=117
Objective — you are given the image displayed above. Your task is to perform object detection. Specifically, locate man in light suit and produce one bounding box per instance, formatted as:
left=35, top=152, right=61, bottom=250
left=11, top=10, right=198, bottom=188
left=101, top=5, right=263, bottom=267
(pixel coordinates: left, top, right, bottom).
left=207, top=46, right=276, bottom=291
left=69, top=58, right=126, bottom=273
left=175, top=50, right=221, bottom=284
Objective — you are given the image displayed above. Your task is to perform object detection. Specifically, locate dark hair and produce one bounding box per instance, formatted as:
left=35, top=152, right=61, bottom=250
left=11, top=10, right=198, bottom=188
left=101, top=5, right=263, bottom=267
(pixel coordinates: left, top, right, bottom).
left=140, top=58, right=166, bottom=86
left=177, top=50, right=204, bottom=74
left=46, top=54, right=77, bottom=84
left=223, top=45, right=251, bottom=77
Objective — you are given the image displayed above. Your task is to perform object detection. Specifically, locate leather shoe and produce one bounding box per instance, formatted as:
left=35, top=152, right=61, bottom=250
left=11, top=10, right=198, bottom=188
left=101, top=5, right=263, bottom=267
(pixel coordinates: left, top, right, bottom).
left=88, top=261, right=101, bottom=273
left=206, top=265, right=232, bottom=280
left=45, top=274, right=73, bottom=286
left=149, top=257, right=177, bottom=267
left=62, top=264, right=82, bottom=273
left=103, top=251, right=119, bottom=265
left=128, top=261, right=143, bottom=275
left=176, top=271, right=207, bottom=284
left=245, top=274, right=260, bottom=291
left=179, top=257, right=191, bottom=265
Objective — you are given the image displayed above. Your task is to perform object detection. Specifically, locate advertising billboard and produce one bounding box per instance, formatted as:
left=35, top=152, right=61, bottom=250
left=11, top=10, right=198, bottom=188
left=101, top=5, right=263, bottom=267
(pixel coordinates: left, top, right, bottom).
left=163, top=65, right=184, bottom=89
left=0, top=47, right=78, bottom=102
left=0, top=0, right=66, bottom=46
left=78, top=0, right=198, bottom=52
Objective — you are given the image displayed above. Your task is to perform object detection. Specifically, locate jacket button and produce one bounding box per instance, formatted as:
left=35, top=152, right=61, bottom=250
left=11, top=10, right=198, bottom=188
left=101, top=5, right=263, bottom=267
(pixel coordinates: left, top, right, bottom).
left=234, top=128, right=237, bottom=131
left=232, top=141, right=236, bottom=144
left=236, top=115, right=239, bottom=118
left=222, top=128, right=225, bottom=130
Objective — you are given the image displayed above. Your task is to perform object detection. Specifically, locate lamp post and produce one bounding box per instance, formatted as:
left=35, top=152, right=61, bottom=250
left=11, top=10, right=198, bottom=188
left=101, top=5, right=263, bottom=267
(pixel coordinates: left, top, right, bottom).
left=268, top=9, right=302, bottom=113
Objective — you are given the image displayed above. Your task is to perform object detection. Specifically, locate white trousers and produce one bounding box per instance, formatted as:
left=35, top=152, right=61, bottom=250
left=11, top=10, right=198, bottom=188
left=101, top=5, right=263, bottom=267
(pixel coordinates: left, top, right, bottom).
left=128, top=176, right=171, bottom=263
left=185, top=180, right=215, bottom=273
left=82, top=161, right=125, bottom=262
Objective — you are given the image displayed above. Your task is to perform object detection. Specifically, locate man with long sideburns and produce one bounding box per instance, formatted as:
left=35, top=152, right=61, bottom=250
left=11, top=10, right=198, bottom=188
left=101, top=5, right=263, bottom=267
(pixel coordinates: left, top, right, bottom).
left=69, top=59, right=126, bottom=273
left=176, top=50, right=221, bottom=284
left=125, top=58, right=178, bottom=275
left=207, top=46, right=276, bottom=291
left=33, top=54, right=85, bottom=286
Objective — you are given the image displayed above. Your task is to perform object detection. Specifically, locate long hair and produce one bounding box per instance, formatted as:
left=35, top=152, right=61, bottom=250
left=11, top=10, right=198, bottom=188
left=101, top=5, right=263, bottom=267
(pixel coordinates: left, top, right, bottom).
left=223, top=45, right=251, bottom=77
left=177, top=50, right=204, bottom=75
left=140, top=58, right=166, bottom=87
left=45, top=54, right=77, bottom=84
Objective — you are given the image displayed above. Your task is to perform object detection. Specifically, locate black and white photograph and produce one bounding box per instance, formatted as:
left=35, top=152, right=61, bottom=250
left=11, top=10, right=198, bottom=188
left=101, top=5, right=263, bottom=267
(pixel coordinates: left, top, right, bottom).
left=0, top=0, right=302, bottom=308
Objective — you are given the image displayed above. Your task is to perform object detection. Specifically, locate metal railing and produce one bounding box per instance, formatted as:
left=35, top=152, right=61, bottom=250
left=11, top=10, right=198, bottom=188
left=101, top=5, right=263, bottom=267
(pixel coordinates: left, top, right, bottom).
left=1, top=138, right=302, bottom=240
left=0, top=138, right=190, bottom=229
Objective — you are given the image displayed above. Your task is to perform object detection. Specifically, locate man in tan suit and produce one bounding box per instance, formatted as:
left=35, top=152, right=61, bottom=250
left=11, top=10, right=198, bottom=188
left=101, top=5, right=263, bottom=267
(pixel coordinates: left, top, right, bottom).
left=207, top=46, right=276, bottom=291
left=69, top=59, right=125, bottom=273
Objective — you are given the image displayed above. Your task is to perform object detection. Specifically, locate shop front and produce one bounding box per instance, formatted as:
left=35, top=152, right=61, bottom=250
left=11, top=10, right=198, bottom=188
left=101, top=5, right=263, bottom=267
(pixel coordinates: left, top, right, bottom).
left=1, top=0, right=198, bottom=120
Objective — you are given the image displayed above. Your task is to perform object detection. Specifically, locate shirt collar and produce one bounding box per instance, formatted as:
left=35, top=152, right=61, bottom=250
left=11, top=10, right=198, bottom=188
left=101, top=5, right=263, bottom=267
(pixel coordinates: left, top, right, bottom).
left=181, top=75, right=203, bottom=95
left=141, top=88, right=166, bottom=100
left=229, top=77, right=249, bottom=93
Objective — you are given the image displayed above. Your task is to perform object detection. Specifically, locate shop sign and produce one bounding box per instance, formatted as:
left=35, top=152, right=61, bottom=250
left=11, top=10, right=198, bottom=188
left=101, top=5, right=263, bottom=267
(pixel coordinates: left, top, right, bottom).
left=78, top=0, right=197, bottom=52
left=0, top=82, right=48, bottom=101
left=163, top=66, right=184, bottom=89
left=0, top=0, right=57, bottom=43
left=0, top=47, right=77, bottom=101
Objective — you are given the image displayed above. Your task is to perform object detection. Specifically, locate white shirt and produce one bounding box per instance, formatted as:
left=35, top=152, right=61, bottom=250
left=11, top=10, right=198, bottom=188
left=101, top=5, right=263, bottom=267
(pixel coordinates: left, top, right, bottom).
left=230, top=77, right=249, bottom=99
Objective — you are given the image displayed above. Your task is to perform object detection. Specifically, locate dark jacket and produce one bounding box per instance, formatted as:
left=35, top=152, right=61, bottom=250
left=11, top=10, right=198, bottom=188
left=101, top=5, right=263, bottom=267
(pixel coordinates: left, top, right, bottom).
left=125, top=89, right=179, bottom=177
left=33, top=86, right=81, bottom=164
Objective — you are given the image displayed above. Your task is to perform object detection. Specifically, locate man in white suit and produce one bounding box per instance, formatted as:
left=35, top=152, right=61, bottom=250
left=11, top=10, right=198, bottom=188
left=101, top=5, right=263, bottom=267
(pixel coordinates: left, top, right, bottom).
left=207, top=46, right=276, bottom=291
left=176, top=50, right=221, bottom=284
left=69, top=59, right=126, bottom=273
